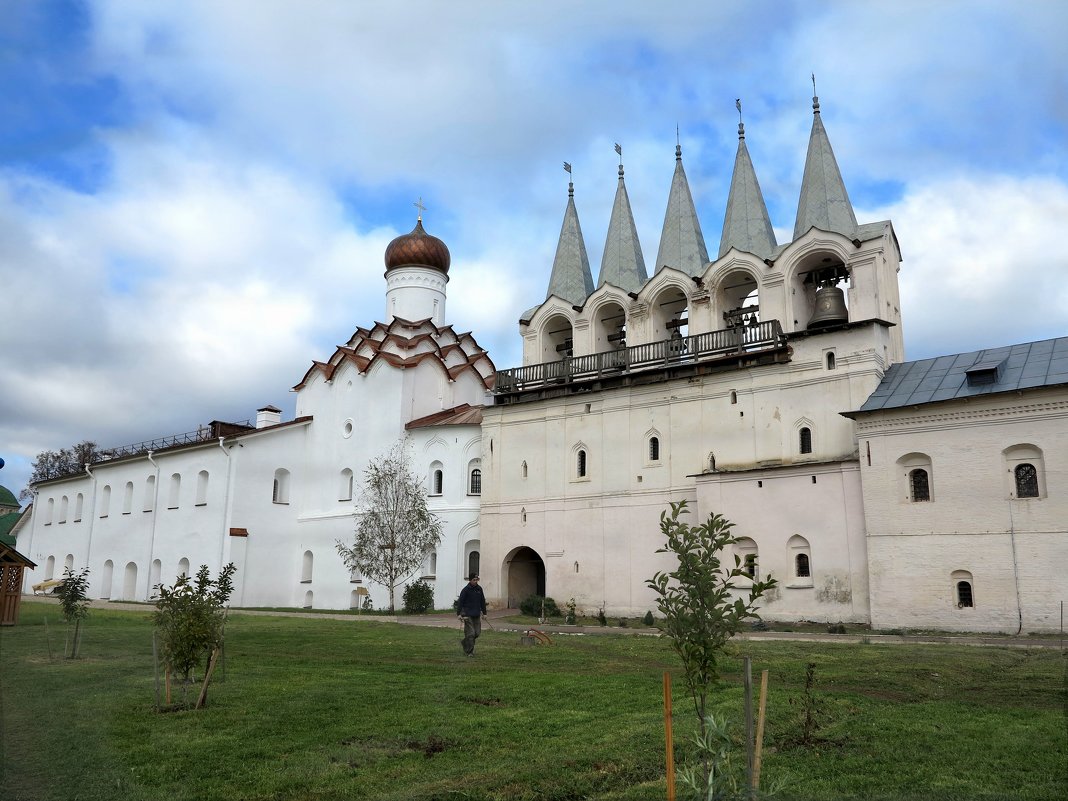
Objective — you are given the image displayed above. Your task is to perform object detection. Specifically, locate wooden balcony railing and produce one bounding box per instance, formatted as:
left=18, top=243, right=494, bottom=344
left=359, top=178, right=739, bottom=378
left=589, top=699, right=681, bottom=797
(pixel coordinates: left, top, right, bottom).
left=494, top=320, right=785, bottom=394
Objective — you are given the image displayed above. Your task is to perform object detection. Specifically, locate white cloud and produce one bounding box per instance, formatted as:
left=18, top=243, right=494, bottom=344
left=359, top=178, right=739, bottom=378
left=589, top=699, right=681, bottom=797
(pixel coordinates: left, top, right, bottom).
left=862, top=174, right=1068, bottom=359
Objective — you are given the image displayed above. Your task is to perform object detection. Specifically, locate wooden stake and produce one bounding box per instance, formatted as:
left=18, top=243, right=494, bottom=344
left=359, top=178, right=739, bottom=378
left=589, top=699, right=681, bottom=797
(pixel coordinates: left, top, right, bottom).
left=664, top=671, right=675, bottom=801
left=165, top=667, right=171, bottom=706
left=744, top=656, right=754, bottom=796
left=195, top=647, right=221, bottom=709
left=753, top=669, right=769, bottom=791
left=152, top=631, right=161, bottom=711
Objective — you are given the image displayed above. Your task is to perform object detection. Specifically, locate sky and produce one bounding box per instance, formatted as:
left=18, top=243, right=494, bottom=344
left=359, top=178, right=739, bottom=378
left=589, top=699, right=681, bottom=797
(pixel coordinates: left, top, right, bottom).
left=2, top=0, right=1067, bottom=499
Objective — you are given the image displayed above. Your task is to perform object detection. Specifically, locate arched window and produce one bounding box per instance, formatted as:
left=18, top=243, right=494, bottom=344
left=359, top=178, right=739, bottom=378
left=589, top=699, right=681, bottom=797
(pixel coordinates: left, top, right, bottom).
left=649, top=436, right=660, bottom=462
left=122, top=481, right=134, bottom=514
left=150, top=559, right=162, bottom=593
left=178, top=558, right=190, bottom=578
left=99, top=485, right=111, bottom=517
left=122, top=561, right=138, bottom=601
left=64, top=553, right=74, bottom=572
left=468, top=550, right=480, bottom=579
left=74, top=493, right=84, bottom=522
left=428, top=462, right=443, bottom=496
left=303, top=590, right=313, bottom=609
left=909, top=469, right=930, bottom=502
left=301, top=550, right=313, bottom=583
left=45, top=497, right=54, bottom=525
left=423, top=550, right=438, bottom=578
left=349, top=564, right=362, bottom=583
left=350, top=590, right=362, bottom=609
left=730, top=390, right=738, bottom=404
left=143, top=475, right=156, bottom=512
left=734, top=538, right=758, bottom=580
left=58, top=496, right=68, bottom=524
left=168, top=473, right=181, bottom=509
left=339, top=468, right=354, bottom=501
left=100, top=560, right=113, bottom=599
left=795, top=553, right=810, bottom=578
left=1014, top=463, right=1039, bottom=499
left=577, top=449, right=587, bottom=478
left=468, top=460, right=482, bottom=495
left=273, top=468, right=291, bottom=504
left=898, top=453, right=934, bottom=503
left=44, top=555, right=55, bottom=579
left=799, top=427, right=813, bottom=455
left=826, top=352, right=836, bottom=370
left=522, top=460, right=528, bottom=479
left=952, top=570, right=975, bottom=608
left=195, top=471, right=209, bottom=505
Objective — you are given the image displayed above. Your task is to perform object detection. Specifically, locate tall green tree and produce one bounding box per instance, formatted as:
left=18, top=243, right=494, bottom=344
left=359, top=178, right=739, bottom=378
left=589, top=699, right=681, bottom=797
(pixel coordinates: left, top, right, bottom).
left=56, top=567, right=91, bottom=658
left=647, top=501, right=776, bottom=793
left=336, top=441, right=442, bottom=612
left=20, top=441, right=110, bottom=500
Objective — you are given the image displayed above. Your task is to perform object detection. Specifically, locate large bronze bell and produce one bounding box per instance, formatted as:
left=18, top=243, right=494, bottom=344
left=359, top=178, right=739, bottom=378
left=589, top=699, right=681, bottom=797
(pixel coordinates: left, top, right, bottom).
left=807, top=285, right=848, bottom=329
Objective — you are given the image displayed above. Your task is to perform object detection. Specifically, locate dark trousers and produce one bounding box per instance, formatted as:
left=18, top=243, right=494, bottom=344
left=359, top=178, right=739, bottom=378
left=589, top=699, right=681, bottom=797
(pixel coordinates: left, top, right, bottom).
left=461, top=616, right=482, bottom=654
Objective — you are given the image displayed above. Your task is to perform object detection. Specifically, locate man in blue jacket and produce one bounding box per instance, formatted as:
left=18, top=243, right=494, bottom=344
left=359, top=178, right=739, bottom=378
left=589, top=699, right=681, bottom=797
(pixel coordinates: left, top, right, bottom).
left=457, top=574, right=487, bottom=656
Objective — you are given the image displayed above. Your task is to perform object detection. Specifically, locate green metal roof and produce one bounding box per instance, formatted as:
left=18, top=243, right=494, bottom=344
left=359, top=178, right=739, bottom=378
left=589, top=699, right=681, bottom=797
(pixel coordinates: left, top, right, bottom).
left=0, top=485, right=19, bottom=509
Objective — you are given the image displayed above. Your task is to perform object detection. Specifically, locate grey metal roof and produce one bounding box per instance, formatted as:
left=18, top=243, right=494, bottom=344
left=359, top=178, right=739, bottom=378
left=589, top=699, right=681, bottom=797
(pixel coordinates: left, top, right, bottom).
left=793, top=98, right=858, bottom=242
left=597, top=165, right=648, bottom=292
left=851, top=336, right=1068, bottom=414
left=718, top=127, right=777, bottom=260
left=545, top=185, right=595, bottom=305
left=654, top=145, right=709, bottom=277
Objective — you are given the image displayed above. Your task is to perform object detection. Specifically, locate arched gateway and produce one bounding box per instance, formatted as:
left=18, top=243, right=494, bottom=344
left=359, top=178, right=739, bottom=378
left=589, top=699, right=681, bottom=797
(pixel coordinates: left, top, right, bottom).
left=503, top=546, right=545, bottom=608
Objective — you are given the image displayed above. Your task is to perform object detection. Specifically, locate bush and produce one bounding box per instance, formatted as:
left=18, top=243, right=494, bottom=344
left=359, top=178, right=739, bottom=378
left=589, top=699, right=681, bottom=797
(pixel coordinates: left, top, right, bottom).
left=597, top=607, right=607, bottom=626
left=402, top=580, right=435, bottom=614
left=642, top=610, right=654, bottom=626
left=828, top=623, right=847, bottom=634
left=519, top=595, right=561, bottom=618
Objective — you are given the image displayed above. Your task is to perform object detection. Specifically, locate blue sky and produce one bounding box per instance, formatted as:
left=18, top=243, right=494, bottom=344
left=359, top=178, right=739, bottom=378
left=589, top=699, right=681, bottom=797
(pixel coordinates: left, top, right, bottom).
left=2, top=0, right=1067, bottom=498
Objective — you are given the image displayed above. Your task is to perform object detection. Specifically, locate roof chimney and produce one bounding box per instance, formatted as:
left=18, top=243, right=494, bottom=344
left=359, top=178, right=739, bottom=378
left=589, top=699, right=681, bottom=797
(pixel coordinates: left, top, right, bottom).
left=256, top=405, right=282, bottom=429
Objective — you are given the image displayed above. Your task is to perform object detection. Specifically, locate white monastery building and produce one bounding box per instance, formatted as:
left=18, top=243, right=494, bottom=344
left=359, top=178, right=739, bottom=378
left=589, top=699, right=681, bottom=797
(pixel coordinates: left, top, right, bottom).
left=18, top=95, right=1068, bottom=632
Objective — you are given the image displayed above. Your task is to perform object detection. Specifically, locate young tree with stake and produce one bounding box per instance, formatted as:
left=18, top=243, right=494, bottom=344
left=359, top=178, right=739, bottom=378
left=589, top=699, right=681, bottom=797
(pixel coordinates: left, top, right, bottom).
left=647, top=501, right=776, bottom=797
left=336, top=441, right=443, bottom=613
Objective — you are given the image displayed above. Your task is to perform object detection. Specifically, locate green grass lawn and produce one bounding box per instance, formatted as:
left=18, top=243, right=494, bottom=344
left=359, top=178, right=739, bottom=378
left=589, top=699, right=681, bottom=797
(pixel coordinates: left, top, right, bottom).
left=1, top=601, right=1065, bottom=801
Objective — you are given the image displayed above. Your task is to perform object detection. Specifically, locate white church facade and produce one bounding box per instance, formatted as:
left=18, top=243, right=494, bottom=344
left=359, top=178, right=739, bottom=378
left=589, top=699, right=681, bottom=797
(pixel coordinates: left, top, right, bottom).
left=18, top=97, right=1068, bottom=632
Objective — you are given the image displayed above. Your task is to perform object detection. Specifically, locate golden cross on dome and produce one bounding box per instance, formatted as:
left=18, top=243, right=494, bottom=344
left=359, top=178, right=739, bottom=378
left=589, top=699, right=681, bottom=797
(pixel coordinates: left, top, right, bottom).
left=414, top=197, right=426, bottom=221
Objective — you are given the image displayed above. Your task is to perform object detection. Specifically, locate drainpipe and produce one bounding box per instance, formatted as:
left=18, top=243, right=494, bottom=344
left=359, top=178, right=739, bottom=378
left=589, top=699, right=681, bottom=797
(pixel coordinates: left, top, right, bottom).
left=83, top=463, right=98, bottom=573
left=217, top=438, right=236, bottom=598
left=1007, top=501, right=1024, bottom=635
left=145, top=451, right=162, bottom=600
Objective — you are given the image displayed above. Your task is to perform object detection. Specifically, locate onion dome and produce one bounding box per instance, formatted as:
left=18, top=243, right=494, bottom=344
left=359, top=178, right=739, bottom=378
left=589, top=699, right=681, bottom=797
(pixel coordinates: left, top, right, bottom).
left=384, top=220, right=450, bottom=274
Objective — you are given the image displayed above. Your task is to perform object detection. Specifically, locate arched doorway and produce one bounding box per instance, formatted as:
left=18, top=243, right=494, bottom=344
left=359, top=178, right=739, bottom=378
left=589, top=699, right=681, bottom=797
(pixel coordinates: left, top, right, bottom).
left=504, top=546, right=546, bottom=608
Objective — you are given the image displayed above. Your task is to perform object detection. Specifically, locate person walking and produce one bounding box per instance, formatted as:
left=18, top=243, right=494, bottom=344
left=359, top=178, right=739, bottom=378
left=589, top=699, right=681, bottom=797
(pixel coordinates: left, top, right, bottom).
left=457, top=574, right=487, bottom=656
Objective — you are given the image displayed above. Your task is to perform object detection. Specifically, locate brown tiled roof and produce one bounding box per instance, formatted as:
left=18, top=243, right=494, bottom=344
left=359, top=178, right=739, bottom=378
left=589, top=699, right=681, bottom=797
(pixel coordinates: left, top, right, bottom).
left=405, top=403, right=484, bottom=430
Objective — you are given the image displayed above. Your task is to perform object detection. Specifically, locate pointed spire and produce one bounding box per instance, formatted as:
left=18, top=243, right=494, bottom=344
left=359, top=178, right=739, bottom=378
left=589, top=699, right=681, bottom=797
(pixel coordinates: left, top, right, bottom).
left=597, top=145, right=648, bottom=292
left=545, top=164, right=594, bottom=305
left=793, top=87, right=858, bottom=241
left=719, top=101, right=777, bottom=260
left=654, top=138, right=709, bottom=276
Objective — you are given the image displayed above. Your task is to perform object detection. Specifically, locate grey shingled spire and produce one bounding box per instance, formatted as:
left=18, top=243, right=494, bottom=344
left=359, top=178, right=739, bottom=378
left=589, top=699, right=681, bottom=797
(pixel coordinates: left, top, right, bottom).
left=597, top=160, right=648, bottom=291
left=719, top=120, right=777, bottom=260
left=545, top=180, right=594, bottom=305
left=793, top=94, right=857, bottom=241
left=655, top=143, right=709, bottom=276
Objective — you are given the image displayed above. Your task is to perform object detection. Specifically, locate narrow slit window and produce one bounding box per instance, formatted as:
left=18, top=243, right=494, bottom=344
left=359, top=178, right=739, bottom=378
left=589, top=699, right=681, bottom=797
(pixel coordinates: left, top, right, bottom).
left=909, top=468, right=930, bottom=502
left=469, top=468, right=481, bottom=495
left=799, top=427, right=813, bottom=454
left=649, top=437, right=660, bottom=461
left=577, top=449, right=587, bottom=478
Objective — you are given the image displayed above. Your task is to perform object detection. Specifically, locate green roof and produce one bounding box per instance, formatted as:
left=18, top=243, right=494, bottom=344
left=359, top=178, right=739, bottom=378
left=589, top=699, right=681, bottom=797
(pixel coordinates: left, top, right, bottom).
left=0, top=485, right=19, bottom=509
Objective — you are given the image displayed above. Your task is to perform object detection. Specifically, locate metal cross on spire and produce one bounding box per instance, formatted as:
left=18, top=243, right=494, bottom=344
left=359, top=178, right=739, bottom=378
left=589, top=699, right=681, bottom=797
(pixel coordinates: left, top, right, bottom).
left=414, top=197, right=426, bottom=222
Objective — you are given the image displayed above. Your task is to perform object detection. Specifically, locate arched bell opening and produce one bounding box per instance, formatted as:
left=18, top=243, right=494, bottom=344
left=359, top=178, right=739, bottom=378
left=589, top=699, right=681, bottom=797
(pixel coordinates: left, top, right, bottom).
left=539, top=313, right=574, bottom=362
left=592, top=300, right=628, bottom=354
left=650, top=286, right=689, bottom=343
left=789, top=252, right=850, bottom=332
left=504, top=546, right=546, bottom=608
left=714, top=269, right=760, bottom=333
